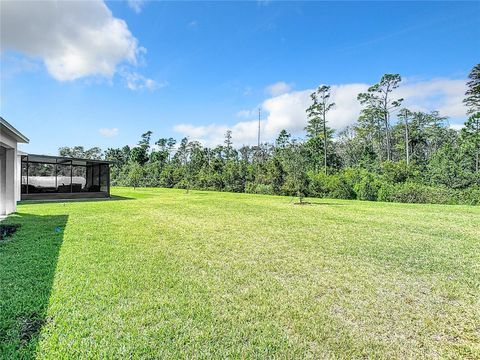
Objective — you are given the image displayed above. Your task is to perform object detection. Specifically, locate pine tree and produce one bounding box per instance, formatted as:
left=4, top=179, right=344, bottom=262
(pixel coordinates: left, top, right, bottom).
left=397, top=108, right=412, bottom=165
left=464, top=63, right=480, bottom=115
left=357, top=74, right=403, bottom=161
left=463, top=64, right=480, bottom=172
left=305, top=85, right=335, bottom=174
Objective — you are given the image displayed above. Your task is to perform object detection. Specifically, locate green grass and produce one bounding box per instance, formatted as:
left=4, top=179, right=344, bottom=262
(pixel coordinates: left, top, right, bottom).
left=1, top=187, right=479, bottom=359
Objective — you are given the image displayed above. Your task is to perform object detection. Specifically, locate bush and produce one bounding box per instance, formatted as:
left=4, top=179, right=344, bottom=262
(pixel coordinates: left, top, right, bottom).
left=390, top=183, right=431, bottom=204
left=354, top=174, right=380, bottom=201
left=377, top=183, right=396, bottom=202
left=308, top=172, right=330, bottom=198
left=307, top=172, right=356, bottom=200
left=380, top=160, right=419, bottom=183
left=245, top=182, right=273, bottom=195
left=456, top=187, right=480, bottom=205
left=379, top=183, right=458, bottom=205
left=329, top=174, right=356, bottom=199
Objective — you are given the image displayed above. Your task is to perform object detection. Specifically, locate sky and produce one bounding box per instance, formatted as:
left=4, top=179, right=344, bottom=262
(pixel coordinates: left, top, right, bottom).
left=1, top=0, right=479, bottom=155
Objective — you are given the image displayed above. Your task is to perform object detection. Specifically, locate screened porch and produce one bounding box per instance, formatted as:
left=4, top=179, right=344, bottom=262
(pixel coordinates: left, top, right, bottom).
left=21, top=154, right=110, bottom=200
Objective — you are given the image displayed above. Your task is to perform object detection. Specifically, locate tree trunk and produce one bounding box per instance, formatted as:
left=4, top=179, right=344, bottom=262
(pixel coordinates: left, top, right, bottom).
left=477, top=119, right=479, bottom=173
left=385, top=113, right=391, bottom=161
left=323, top=110, right=327, bottom=175
left=476, top=151, right=479, bottom=173
left=404, top=113, right=410, bottom=165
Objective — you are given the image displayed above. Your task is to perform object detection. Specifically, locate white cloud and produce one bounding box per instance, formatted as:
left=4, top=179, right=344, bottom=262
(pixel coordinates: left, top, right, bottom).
left=1, top=0, right=140, bottom=81
left=236, top=108, right=258, bottom=118
left=127, top=0, right=145, bottom=14
left=262, top=83, right=368, bottom=137
left=450, top=123, right=465, bottom=131
left=397, top=78, right=467, bottom=118
left=174, top=121, right=259, bottom=148
left=265, top=81, right=292, bottom=96
left=121, top=70, right=166, bottom=91
left=173, top=78, right=468, bottom=147
left=99, top=128, right=119, bottom=137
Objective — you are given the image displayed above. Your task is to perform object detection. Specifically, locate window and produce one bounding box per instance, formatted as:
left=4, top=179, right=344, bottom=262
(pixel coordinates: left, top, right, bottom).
left=57, top=163, right=72, bottom=193
left=27, top=162, right=56, bottom=193
left=100, top=164, right=109, bottom=192
left=21, top=161, right=28, bottom=193
left=72, top=165, right=86, bottom=192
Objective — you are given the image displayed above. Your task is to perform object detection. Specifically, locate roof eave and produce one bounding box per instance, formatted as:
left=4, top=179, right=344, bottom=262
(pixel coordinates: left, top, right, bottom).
left=0, top=117, right=29, bottom=143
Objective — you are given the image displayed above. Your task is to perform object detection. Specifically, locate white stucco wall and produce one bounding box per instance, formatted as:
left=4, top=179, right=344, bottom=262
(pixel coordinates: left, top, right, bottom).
left=0, top=131, right=20, bottom=215
left=0, top=146, right=6, bottom=216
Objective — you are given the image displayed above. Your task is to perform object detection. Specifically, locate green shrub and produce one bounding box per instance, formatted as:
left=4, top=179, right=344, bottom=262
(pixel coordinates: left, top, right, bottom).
left=380, top=183, right=456, bottom=205
left=354, top=174, right=380, bottom=201
left=456, top=187, right=480, bottom=205
left=380, top=160, right=419, bottom=183
left=245, top=182, right=273, bottom=195
left=308, top=172, right=330, bottom=197
left=307, top=172, right=355, bottom=199
left=377, top=183, right=396, bottom=202
left=329, top=174, right=356, bottom=199
left=393, top=183, right=431, bottom=203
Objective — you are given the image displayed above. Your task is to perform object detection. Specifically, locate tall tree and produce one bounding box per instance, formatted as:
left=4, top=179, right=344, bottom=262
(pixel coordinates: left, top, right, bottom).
left=127, top=162, right=144, bottom=190
left=174, top=137, right=189, bottom=165
left=355, top=107, right=385, bottom=162
left=139, top=131, right=153, bottom=148
left=463, top=64, right=480, bottom=172
left=464, top=63, right=480, bottom=115
left=397, top=108, right=412, bottom=165
left=59, top=146, right=102, bottom=160
left=306, top=85, right=335, bottom=174
left=357, top=74, right=403, bottom=161
left=282, top=139, right=308, bottom=203
left=224, top=130, right=233, bottom=161
left=166, top=138, right=177, bottom=161
left=275, top=129, right=291, bottom=149
left=462, top=113, right=480, bottom=173
left=130, top=131, right=153, bottom=165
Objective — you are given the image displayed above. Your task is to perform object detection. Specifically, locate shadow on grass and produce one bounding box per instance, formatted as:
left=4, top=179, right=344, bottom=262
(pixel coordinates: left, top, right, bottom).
left=289, top=198, right=349, bottom=206
left=308, top=201, right=349, bottom=206
left=0, top=213, right=68, bottom=359
left=19, top=194, right=133, bottom=205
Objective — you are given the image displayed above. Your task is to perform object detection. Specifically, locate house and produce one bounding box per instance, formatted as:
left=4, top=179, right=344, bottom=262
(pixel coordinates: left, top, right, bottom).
left=1, top=117, right=111, bottom=217
left=0, top=117, right=29, bottom=216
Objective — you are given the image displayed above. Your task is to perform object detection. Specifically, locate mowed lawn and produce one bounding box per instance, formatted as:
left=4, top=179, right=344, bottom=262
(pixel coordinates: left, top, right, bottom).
left=1, top=188, right=479, bottom=359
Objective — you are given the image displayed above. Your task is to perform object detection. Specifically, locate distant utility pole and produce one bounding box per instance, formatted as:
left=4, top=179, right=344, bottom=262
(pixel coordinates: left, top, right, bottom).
left=257, top=108, right=261, bottom=148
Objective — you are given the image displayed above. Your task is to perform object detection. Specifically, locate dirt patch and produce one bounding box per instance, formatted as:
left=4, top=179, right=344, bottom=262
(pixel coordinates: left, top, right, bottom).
left=293, top=202, right=311, bottom=206
left=18, top=314, right=45, bottom=343
left=0, top=224, right=20, bottom=240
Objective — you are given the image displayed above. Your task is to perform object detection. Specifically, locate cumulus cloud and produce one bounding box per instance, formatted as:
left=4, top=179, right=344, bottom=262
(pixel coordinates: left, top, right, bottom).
left=120, top=70, right=166, bottom=91
left=397, top=78, right=467, bottom=118
left=236, top=108, right=258, bottom=118
left=99, top=128, right=119, bottom=137
left=263, top=83, right=368, bottom=137
left=265, top=81, right=292, bottom=96
left=127, top=0, right=146, bottom=14
left=174, top=121, right=259, bottom=148
left=1, top=0, right=140, bottom=81
left=174, top=78, right=468, bottom=147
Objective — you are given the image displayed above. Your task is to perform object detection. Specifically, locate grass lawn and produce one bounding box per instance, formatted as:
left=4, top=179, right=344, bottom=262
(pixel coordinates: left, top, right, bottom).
left=1, top=187, right=479, bottom=359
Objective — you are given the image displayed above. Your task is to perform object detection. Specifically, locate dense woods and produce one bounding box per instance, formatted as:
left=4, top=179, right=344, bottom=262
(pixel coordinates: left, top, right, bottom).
left=63, top=65, right=480, bottom=205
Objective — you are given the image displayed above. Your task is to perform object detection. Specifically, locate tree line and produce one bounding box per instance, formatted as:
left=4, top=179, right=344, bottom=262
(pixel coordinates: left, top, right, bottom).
left=61, top=64, right=480, bottom=205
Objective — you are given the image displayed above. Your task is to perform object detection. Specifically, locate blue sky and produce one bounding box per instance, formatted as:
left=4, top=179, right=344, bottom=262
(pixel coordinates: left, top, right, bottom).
left=1, top=1, right=479, bottom=154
